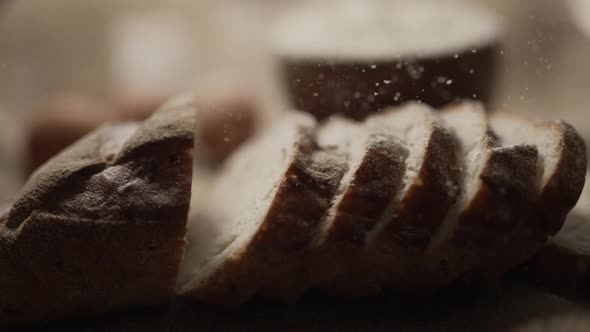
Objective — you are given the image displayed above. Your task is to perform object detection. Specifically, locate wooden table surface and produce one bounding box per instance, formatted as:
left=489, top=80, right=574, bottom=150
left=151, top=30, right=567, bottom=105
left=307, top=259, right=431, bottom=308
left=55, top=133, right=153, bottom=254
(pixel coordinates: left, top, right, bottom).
left=8, top=279, right=590, bottom=332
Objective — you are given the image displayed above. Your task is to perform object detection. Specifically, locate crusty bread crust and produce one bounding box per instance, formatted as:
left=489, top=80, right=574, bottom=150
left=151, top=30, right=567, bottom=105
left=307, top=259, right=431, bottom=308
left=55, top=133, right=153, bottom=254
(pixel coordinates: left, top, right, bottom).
left=181, top=115, right=346, bottom=305
left=380, top=118, right=461, bottom=291
left=535, top=122, right=587, bottom=234
left=256, top=150, right=347, bottom=300
left=419, top=104, right=538, bottom=290
left=0, top=104, right=194, bottom=325
left=483, top=117, right=587, bottom=278
left=306, top=126, right=408, bottom=290
left=325, top=107, right=460, bottom=295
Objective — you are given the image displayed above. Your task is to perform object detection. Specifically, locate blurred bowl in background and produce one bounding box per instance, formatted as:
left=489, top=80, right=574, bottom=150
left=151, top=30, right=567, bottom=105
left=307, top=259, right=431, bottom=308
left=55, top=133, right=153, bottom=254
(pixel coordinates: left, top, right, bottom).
left=274, top=0, right=502, bottom=120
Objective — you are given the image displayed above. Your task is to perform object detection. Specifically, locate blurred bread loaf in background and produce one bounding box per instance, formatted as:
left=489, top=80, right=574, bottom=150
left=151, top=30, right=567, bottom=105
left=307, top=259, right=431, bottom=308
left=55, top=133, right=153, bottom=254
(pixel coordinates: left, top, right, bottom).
left=26, top=81, right=260, bottom=174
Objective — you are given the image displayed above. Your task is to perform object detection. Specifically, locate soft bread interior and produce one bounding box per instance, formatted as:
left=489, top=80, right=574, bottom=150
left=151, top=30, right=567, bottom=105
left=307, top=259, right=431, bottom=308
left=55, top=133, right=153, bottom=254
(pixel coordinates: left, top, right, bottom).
left=490, top=115, right=561, bottom=194
left=315, top=117, right=363, bottom=237
left=178, top=112, right=316, bottom=290
left=429, top=102, right=490, bottom=250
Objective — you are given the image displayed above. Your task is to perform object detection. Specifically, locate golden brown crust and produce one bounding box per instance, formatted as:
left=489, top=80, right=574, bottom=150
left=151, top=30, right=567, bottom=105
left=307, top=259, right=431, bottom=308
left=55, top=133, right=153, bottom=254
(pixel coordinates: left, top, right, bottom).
left=537, top=122, right=587, bottom=235
left=0, top=212, right=186, bottom=325
left=182, top=129, right=346, bottom=304
left=446, top=145, right=538, bottom=281
left=483, top=119, right=587, bottom=278
left=0, top=104, right=195, bottom=326
left=306, top=135, right=408, bottom=289
left=416, top=105, right=538, bottom=291
left=325, top=117, right=460, bottom=295
left=384, top=122, right=461, bottom=288
left=256, top=151, right=346, bottom=300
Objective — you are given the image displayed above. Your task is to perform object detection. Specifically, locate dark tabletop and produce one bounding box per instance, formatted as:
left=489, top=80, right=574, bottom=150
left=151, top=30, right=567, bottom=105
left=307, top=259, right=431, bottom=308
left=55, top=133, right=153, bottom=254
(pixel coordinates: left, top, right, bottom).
left=8, top=279, right=590, bottom=332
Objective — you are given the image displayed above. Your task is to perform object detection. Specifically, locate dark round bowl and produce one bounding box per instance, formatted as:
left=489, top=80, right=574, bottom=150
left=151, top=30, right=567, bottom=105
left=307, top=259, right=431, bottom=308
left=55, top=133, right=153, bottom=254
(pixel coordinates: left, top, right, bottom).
left=280, top=43, right=499, bottom=121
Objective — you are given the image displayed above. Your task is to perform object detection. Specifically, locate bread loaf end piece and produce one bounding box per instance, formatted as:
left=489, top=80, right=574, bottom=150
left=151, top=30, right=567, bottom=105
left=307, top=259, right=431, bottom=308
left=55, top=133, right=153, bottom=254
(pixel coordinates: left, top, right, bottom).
left=0, top=102, right=195, bottom=325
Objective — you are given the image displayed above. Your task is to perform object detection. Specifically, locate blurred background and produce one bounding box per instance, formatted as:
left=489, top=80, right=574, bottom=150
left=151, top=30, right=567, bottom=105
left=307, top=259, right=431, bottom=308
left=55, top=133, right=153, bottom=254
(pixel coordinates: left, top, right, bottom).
left=1, top=0, right=590, bottom=200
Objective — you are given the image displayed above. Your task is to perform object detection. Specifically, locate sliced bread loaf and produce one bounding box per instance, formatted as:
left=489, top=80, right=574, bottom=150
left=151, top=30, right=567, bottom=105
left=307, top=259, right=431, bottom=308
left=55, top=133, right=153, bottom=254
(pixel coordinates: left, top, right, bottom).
left=0, top=104, right=195, bottom=325
left=305, top=117, right=408, bottom=289
left=325, top=102, right=460, bottom=295
left=423, top=102, right=538, bottom=289
left=484, top=114, right=587, bottom=277
left=178, top=111, right=347, bottom=304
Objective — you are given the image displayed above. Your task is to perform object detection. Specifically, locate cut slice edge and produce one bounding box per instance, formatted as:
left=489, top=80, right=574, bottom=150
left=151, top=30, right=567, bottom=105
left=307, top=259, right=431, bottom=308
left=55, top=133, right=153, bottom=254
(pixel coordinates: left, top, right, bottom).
left=424, top=102, right=538, bottom=288
left=482, top=114, right=587, bottom=275
left=490, top=114, right=587, bottom=234
left=179, top=111, right=347, bottom=304
left=324, top=102, right=459, bottom=295
left=306, top=116, right=408, bottom=286
left=178, top=111, right=317, bottom=296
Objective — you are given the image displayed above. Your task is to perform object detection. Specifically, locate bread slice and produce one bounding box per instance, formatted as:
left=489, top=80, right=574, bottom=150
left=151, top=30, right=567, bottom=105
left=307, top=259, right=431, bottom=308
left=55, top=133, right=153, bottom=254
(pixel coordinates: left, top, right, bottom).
left=423, top=102, right=538, bottom=289
left=0, top=104, right=195, bottom=325
left=178, top=111, right=347, bottom=305
left=305, top=117, right=408, bottom=289
left=486, top=115, right=587, bottom=276
left=325, top=102, right=460, bottom=295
